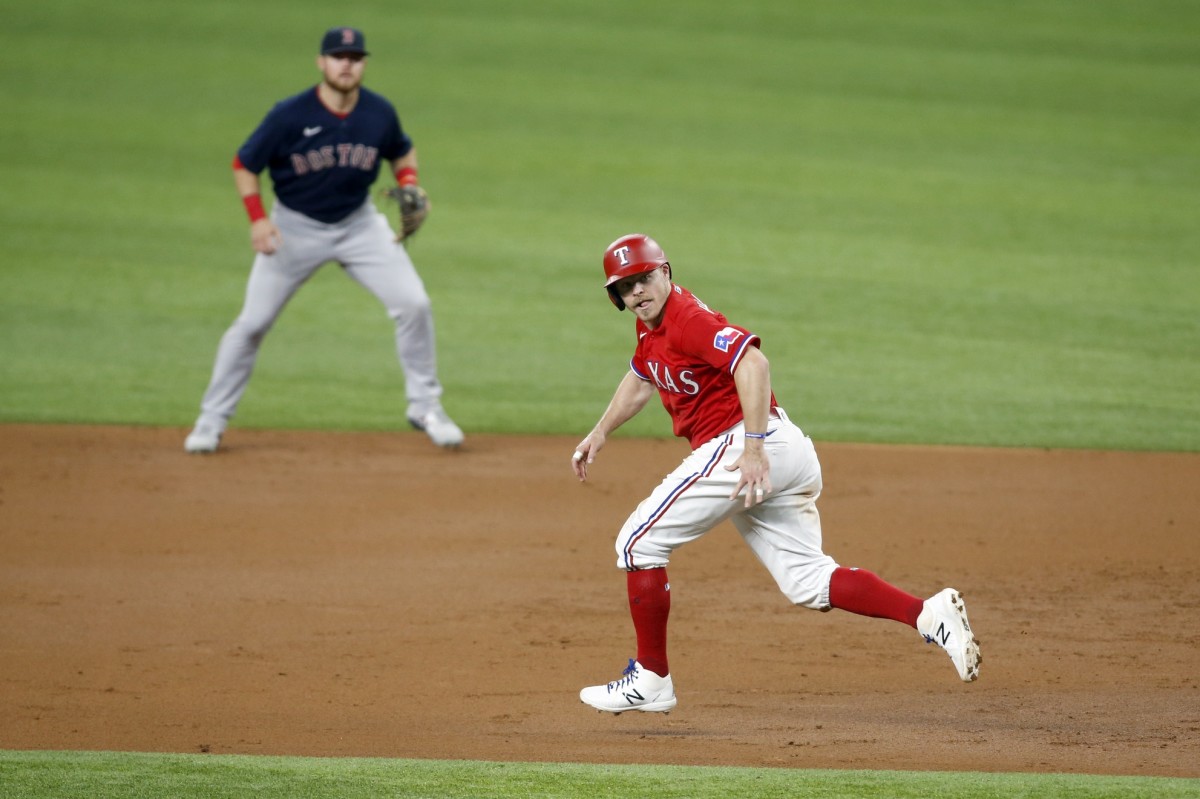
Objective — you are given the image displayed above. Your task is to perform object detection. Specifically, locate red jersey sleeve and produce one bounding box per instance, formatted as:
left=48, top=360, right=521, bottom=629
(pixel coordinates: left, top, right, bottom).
left=674, top=313, right=760, bottom=375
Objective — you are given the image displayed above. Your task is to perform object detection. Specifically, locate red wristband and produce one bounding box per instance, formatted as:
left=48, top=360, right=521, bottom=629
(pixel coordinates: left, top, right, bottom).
left=242, top=193, right=266, bottom=222
left=395, top=167, right=418, bottom=186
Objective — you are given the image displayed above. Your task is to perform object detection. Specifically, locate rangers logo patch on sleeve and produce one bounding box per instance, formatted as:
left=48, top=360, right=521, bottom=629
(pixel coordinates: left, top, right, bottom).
left=713, top=326, right=743, bottom=353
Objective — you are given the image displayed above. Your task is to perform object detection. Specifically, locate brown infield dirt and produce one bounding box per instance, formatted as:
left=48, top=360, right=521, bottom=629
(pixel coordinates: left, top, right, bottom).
left=1, top=423, right=1197, bottom=778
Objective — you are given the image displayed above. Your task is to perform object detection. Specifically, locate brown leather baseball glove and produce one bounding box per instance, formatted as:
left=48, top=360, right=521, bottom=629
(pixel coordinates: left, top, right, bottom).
left=384, top=184, right=430, bottom=241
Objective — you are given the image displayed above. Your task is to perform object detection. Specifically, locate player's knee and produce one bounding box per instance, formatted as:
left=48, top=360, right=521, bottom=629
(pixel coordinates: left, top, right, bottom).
left=230, top=315, right=273, bottom=344
left=388, top=294, right=431, bottom=321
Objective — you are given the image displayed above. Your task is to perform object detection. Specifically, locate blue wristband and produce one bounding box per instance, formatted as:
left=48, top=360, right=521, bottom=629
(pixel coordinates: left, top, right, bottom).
left=745, top=432, right=768, bottom=440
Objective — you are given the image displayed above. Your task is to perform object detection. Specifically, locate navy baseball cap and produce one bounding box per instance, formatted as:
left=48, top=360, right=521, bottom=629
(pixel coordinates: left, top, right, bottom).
left=320, top=27, right=369, bottom=56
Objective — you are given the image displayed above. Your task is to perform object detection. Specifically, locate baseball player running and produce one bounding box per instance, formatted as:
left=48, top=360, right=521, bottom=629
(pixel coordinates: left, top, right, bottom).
left=184, top=26, right=462, bottom=453
left=572, top=234, right=981, bottom=714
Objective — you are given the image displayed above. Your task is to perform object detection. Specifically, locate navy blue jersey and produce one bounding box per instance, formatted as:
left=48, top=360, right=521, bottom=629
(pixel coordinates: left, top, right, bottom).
left=237, top=86, right=413, bottom=224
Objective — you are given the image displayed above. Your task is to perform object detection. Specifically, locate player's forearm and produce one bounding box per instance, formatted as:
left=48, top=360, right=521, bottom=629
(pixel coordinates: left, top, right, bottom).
left=232, top=167, right=261, bottom=198
left=733, top=348, right=772, bottom=434
left=592, top=372, right=653, bottom=436
left=232, top=166, right=269, bottom=225
left=391, top=150, right=419, bottom=183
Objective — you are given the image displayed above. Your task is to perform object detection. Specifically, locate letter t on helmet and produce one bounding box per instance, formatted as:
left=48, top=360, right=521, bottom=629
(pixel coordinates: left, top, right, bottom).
left=602, top=234, right=671, bottom=310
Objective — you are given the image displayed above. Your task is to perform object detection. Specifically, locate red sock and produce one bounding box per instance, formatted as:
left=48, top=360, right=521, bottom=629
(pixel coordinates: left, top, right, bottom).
left=829, top=567, right=923, bottom=628
left=627, top=567, right=671, bottom=677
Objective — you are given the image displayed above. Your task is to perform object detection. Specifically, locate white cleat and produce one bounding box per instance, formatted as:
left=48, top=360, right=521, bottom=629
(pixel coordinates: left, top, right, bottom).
left=184, top=424, right=222, bottom=454
left=408, top=406, right=464, bottom=448
left=917, top=588, right=982, bottom=682
left=580, top=659, right=677, bottom=714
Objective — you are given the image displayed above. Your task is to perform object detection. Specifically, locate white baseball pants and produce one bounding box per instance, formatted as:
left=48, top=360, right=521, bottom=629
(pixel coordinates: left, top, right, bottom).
left=615, top=409, right=840, bottom=610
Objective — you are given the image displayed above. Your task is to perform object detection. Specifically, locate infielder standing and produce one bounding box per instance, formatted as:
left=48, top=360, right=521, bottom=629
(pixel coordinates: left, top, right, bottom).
left=185, top=26, right=462, bottom=453
left=572, top=234, right=981, bottom=714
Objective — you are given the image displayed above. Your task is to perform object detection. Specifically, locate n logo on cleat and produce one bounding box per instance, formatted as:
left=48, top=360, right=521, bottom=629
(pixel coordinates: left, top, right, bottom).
left=623, top=689, right=645, bottom=705
left=934, top=622, right=951, bottom=646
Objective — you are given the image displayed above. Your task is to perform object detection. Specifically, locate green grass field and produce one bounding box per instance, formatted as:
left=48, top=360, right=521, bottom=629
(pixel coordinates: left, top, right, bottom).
left=2, top=1, right=1198, bottom=796
left=2, top=751, right=1197, bottom=799
left=2, top=0, right=1196, bottom=450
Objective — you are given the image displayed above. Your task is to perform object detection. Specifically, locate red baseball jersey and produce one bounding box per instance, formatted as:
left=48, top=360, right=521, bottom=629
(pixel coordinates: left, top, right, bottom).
left=631, top=284, right=776, bottom=448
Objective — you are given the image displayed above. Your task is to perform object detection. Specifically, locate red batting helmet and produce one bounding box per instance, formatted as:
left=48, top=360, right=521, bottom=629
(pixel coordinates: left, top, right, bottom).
left=602, top=233, right=671, bottom=310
